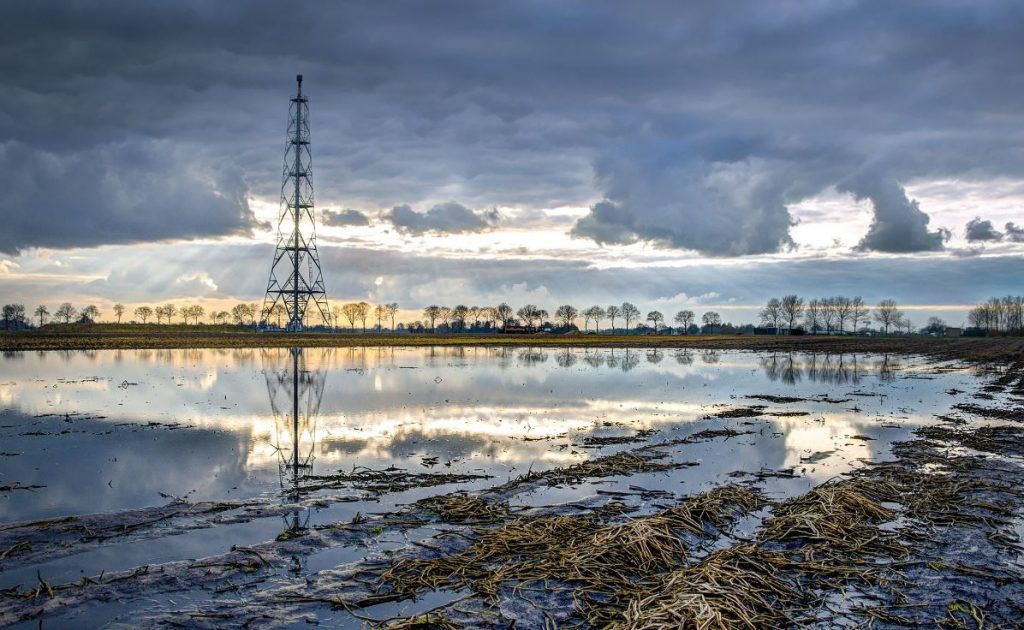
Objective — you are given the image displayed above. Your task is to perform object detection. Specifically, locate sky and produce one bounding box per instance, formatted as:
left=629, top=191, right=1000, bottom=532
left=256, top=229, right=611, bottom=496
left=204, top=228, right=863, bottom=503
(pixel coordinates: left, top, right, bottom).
left=1, top=0, right=1023, bottom=326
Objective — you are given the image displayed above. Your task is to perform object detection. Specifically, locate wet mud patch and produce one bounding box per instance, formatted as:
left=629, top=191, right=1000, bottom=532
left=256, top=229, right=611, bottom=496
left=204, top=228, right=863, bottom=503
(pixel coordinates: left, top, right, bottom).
left=300, top=466, right=494, bottom=496
left=706, top=405, right=766, bottom=418
left=952, top=401, right=1024, bottom=422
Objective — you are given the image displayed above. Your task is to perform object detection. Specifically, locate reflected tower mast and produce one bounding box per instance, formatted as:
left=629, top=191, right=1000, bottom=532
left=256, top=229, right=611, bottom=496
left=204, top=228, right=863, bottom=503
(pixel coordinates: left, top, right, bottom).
left=262, top=75, right=330, bottom=331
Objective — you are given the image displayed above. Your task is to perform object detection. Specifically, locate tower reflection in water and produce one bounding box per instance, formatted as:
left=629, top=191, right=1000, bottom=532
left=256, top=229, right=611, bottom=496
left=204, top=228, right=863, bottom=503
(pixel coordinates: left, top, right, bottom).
left=262, top=347, right=327, bottom=537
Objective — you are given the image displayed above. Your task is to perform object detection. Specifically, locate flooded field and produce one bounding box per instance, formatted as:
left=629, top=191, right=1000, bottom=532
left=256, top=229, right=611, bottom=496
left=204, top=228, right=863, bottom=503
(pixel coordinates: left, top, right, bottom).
left=1, top=346, right=1022, bottom=627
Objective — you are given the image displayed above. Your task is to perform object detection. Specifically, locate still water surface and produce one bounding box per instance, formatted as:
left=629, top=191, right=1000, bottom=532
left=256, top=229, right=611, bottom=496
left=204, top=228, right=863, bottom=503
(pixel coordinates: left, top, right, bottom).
left=0, top=346, right=982, bottom=623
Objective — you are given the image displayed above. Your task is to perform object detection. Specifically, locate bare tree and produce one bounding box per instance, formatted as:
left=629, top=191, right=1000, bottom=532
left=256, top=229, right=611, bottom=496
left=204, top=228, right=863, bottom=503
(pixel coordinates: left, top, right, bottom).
left=702, top=311, right=722, bottom=330
left=759, top=297, right=783, bottom=332
left=481, top=306, right=498, bottom=329
left=780, top=295, right=804, bottom=333
left=189, top=304, right=206, bottom=324
left=605, top=305, right=621, bottom=333
left=230, top=304, right=249, bottom=326
left=555, top=304, right=579, bottom=329
left=374, top=304, right=386, bottom=332
left=55, top=302, right=77, bottom=324
left=898, top=315, right=914, bottom=335
left=134, top=306, right=153, bottom=323
left=646, top=310, right=664, bottom=333
left=386, top=303, right=399, bottom=331
left=850, top=297, right=870, bottom=334
left=423, top=305, right=441, bottom=331
left=81, top=304, right=100, bottom=323
left=968, top=295, right=1024, bottom=334
left=452, top=305, right=469, bottom=331
left=582, top=306, right=604, bottom=332
left=537, top=308, right=549, bottom=328
left=244, top=303, right=258, bottom=326
left=922, top=316, right=946, bottom=335
left=113, top=303, right=125, bottom=323
left=269, top=304, right=287, bottom=327
left=354, top=302, right=369, bottom=332
left=181, top=304, right=205, bottom=324
left=620, top=302, right=640, bottom=332
left=495, top=303, right=513, bottom=330
left=468, top=306, right=481, bottom=329
left=438, top=306, right=453, bottom=329
left=874, top=299, right=902, bottom=335
left=804, top=299, right=822, bottom=334
left=34, top=304, right=49, bottom=327
left=517, top=304, right=539, bottom=330
left=834, top=296, right=853, bottom=334
left=2, top=304, right=26, bottom=329
left=342, top=303, right=362, bottom=331
left=162, top=304, right=177, bottom=324
left=821, top=297, right=838, bottom=334
left=674, top=309, right=694, bottom=334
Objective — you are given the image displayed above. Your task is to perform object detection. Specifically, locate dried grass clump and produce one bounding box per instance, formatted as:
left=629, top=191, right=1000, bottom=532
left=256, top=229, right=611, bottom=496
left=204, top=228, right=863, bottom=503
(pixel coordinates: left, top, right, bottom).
left=506, top=450, right=697, bottom=488
left=609, top=545, right=803, bottom=630
left=759, top=478, right=905, bottom=565
left=381, top=515, right=593, bottom=597
left=477, top=514, right=688, bottom=596
left=762, top=479, right=894, bottom=538
left=383, top=486, right=766, bottom=606
left=661, top=484, right=767, bottom=535
left=414, top=494, right=509, bottom=524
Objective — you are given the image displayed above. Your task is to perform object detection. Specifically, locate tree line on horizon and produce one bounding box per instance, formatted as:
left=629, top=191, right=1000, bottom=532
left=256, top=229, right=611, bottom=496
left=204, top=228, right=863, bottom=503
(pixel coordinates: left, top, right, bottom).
left=2, top=295, right=1022, bottom=336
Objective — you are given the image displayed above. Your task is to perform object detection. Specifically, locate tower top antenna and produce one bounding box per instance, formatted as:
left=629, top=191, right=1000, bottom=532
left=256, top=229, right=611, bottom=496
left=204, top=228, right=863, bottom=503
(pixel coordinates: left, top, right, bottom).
left=297, top=74, right=303, bottom=90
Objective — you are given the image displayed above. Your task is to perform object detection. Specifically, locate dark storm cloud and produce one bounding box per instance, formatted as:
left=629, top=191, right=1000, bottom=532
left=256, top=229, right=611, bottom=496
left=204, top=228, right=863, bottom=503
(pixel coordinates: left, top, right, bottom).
left=0, top=140, right=258, bottom=254
left=1004, top=222, right=1024, bottom=243
left=2, top=1, right=1024, bottom=254
left=572, top=154, right=795, bottom=256
left=382, top=202, right=496, bottom=235
left=840, top=176, right=948, bottom=253
left=322, top=208, right=371, bottom=227
left=964, top=217, right=1003, bottom=242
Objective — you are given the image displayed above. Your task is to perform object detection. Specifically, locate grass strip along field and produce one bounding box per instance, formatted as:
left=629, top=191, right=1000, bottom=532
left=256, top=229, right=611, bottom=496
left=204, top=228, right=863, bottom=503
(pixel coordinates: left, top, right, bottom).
left=2, top=324, right=1023, bottom=363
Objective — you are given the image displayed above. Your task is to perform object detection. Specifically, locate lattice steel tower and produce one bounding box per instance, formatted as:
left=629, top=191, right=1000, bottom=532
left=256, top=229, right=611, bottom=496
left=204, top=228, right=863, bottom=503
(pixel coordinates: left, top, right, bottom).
left=263, top=75, right=330, bottom=331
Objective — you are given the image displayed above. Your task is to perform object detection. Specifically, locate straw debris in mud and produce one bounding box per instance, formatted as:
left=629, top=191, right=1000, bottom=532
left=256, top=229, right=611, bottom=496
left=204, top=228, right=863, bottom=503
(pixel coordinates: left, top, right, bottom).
left=501, top=449, right=698, bottom=488
left=950, top=402, right=1024, bottom=422
left=609, top=545, right=806, bottom=630
left=302, top=466, right=493, bottom=495
left=381, top=485, right=766, bottom=616
left=916, top=424, right=1024, bottom=456
left=414, top=494, right=510, bottom=524
left=759, top=478, right=905, bottom=563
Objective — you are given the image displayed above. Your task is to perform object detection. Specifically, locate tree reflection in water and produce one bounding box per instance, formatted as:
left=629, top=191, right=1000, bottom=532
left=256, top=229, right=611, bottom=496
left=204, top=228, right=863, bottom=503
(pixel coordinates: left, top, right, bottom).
left=701, top=349, right=721, bottom=364
left=556, top=348, right=578, bottom=368
left=517, top=348, right=548, bottom=367
left=758, top=352, right=900, bottom=384
left=582, top=348, right=605, bottom=368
